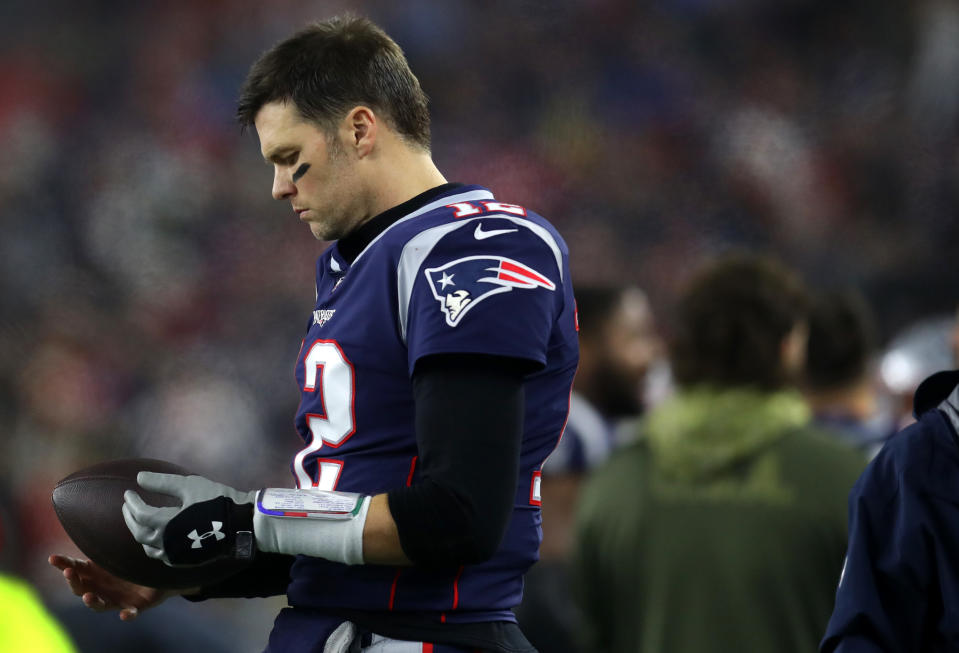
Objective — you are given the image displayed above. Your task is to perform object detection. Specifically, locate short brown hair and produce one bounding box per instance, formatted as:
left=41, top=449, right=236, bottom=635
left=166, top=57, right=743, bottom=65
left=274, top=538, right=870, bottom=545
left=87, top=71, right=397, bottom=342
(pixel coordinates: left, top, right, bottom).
left=670, top=253, right=809, bottom=390
left=237, top=14, right=431, bottom=149
left=573, top=285, right=633, bottom=340
left=804, top=289, right=876, bottom=390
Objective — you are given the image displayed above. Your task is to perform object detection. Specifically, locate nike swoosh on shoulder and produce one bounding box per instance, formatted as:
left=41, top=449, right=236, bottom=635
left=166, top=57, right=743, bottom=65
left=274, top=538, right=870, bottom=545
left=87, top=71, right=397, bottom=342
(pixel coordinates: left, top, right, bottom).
left=474, top=223, right=519, bottom=240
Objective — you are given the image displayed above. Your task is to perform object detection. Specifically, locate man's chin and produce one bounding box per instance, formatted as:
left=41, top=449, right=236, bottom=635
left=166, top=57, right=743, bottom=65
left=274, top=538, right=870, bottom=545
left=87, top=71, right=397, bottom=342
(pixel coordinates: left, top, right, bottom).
left=309, top=222, right=337, bottom=241
left=306, top=216, right=352, bottom=241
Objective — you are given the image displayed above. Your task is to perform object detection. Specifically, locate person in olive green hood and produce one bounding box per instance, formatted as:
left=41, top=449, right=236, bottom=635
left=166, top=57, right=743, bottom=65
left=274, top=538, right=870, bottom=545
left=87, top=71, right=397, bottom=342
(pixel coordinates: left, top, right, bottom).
left=572, top=253, right=865, bottom=653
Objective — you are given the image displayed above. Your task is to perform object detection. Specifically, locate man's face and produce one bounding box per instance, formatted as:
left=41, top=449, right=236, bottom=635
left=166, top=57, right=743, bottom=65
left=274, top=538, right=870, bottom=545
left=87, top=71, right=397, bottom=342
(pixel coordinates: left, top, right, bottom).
left=591, top=288, right=662, bottom=417
left=254, top=100, right=363, bottom=241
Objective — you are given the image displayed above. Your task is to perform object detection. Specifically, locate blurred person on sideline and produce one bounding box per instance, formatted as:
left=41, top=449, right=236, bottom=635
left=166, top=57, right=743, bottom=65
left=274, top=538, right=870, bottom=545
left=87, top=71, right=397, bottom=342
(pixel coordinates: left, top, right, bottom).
left=802, top=289, right=893, bottom=458
left=572, top=253, right=865, bottom=653
left=50, top=14, right=577, bottom=653
left=515, top=284, right=662, bottom=653
left=820, top=368, right=959, bottom=651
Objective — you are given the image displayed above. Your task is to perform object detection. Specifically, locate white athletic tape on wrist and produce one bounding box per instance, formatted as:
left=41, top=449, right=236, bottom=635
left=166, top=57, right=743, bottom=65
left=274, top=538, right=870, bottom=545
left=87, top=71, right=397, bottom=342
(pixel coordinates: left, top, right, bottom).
left=253, top=488, right=370, bottom=565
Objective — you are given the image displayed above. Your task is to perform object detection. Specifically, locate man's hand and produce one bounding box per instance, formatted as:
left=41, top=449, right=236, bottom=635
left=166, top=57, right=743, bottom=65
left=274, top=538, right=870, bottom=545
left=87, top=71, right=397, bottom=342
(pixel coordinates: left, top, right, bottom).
left=48, top=555, right=186, bottom=620
left=121, top=472, right=256, bottom=567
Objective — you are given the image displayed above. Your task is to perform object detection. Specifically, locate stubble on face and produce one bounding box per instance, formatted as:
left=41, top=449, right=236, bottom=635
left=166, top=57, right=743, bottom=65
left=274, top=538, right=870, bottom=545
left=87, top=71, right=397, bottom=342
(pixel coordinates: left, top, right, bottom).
left=301, top=135, right=362, bottom=241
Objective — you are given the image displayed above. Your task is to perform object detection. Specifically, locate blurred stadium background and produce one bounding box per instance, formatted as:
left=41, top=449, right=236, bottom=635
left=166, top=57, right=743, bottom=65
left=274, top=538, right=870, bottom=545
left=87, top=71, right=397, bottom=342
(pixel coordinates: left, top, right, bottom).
left=1, top=0, right=957, bottom=650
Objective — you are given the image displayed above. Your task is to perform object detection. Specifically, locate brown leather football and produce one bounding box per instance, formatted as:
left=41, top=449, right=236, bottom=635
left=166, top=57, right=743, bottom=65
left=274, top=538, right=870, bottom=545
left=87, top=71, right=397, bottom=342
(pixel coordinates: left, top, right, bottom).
left=52, top=458, right=248, bottom=589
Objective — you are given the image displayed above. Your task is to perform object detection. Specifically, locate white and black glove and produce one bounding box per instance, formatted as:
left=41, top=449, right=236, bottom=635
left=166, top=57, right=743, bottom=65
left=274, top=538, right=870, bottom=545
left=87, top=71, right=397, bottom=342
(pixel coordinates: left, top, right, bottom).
left=122, top=472, right=256, bottom=566
left=123, top=473, right=371, bottom=568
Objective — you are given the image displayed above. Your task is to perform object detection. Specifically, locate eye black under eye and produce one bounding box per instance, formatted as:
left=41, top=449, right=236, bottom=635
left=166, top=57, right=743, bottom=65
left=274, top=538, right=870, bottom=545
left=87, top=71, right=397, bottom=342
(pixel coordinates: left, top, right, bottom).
left=292, top=163, right=311, bottom=183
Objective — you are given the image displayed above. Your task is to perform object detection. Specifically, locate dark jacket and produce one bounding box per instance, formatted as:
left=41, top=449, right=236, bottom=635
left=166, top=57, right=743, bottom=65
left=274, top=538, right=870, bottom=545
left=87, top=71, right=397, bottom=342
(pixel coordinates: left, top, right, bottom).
left=821, top=370, right=959, bottom=652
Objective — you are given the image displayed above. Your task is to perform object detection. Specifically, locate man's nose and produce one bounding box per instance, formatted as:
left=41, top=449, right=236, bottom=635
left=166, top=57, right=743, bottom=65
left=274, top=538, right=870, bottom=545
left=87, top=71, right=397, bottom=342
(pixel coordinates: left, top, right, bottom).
left=272, top=170, right=296, bottom=200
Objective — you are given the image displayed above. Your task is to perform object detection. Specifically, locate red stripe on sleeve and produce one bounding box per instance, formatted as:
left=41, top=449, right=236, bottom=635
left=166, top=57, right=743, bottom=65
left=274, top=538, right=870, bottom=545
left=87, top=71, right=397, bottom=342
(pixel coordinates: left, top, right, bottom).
left=388, top=569, right=402, bottom=611
left=452, top=565, right=464, bottom=610
left=406, top=456, right=418, bottom=487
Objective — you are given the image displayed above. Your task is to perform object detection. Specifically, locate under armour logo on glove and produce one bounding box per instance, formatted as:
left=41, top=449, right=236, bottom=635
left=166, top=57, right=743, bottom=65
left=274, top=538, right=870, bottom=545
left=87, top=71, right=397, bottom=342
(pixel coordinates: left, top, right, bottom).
left=122, top=472, right=257, bottom=567
left=160, top=496, right=252, bottom=565
left=188, top=521, right=225, bottom=549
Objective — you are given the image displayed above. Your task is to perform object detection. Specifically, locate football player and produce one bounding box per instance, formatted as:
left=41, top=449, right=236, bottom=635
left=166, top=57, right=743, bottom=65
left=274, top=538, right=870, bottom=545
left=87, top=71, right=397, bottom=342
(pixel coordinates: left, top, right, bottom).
left=51, top=14, right=577, bottom=653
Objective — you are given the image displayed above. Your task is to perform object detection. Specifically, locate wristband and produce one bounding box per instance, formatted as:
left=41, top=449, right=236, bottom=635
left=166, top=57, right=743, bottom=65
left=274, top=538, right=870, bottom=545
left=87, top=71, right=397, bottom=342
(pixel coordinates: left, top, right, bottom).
left=253, top=488, right=370, bottom=565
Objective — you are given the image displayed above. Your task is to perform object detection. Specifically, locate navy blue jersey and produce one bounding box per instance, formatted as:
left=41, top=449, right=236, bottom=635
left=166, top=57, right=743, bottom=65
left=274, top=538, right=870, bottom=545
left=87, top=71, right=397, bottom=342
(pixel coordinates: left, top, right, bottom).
left=821, top=371, right=959, bottom=652
left=285, top=184, right=577, bottom=623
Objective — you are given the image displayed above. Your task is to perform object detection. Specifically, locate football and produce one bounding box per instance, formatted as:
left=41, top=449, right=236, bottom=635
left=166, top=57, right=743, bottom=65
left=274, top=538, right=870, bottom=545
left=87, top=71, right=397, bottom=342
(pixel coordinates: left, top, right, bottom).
left=52, top=458, right=249, bottom=589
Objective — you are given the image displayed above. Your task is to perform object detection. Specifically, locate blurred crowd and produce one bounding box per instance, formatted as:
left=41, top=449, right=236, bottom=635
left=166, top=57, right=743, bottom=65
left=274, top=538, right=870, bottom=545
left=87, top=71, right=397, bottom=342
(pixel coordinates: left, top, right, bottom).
left=1, top=0, right=958, bottom=651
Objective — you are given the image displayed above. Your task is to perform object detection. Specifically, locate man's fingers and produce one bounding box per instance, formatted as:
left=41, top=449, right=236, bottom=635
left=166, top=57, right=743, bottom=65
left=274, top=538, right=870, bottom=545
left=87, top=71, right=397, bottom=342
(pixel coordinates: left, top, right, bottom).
left=82, top=592, right=108, bottom=611
left=63, top=568, right=85, bottom=597
left=52, top=554, right=149, bottom=618
left=123, top=490, right=177, bottom=531
left=137, top=471, right=187, bottom=497
left=52, top=556, right=96, bottom=597
left=122, top=501, right=160, bottom=548
left=123, top=490, right=159, bottom=522
left=142, top=543, right=166, bottom=561
left=48, top=555, right=70, bottom=571
left=49, top=554, right=83, bottom=571
left=120, top=500, right=168, bottom=561
left=137, top=471, right=252, bottom=506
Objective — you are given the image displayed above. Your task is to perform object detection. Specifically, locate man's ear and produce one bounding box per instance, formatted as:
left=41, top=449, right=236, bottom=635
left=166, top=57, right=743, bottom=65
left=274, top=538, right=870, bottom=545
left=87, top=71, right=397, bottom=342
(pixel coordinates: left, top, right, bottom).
left=342, top=106, right=377, bottom=158
left=781, top=322, right=808, bottom=380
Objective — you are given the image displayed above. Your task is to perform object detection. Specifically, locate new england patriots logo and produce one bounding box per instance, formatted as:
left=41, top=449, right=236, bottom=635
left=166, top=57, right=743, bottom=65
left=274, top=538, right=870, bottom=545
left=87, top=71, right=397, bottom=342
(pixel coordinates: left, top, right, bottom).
left=425, top=256, right=556, bottom=327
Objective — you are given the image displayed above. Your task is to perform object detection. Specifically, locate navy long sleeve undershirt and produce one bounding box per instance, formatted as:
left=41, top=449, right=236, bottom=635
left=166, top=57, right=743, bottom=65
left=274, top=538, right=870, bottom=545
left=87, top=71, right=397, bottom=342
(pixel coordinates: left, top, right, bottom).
left=388, top=352, right=527, bottom=568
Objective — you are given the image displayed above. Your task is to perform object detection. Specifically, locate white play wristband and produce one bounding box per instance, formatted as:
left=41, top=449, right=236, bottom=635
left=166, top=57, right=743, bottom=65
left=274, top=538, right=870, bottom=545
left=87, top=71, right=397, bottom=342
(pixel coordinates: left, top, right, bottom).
left=253, top=488, right=370, bottom=565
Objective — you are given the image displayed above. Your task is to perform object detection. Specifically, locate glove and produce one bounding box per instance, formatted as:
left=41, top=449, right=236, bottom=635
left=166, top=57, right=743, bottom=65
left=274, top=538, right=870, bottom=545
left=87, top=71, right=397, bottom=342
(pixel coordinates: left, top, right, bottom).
left=122, top=472, right=257, bottom=567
